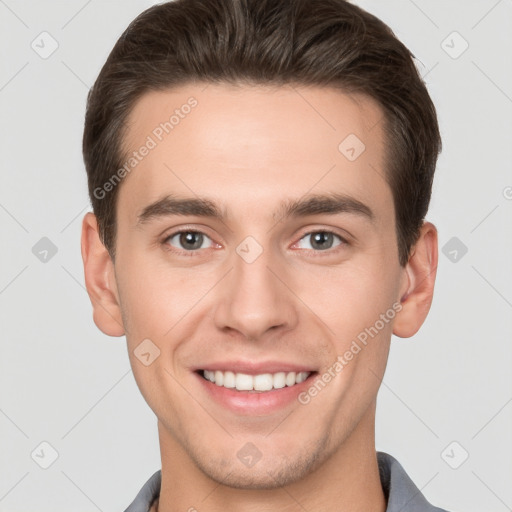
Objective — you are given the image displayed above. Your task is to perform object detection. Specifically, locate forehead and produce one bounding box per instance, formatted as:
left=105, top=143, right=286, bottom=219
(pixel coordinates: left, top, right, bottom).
left=118, top=83, right=392, bottom=226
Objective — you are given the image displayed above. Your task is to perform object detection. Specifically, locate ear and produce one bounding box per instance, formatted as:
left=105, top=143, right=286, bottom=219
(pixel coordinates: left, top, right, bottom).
left=393, top=221, right=438, bottom=338
left=81, top=212, right=125, bottom=337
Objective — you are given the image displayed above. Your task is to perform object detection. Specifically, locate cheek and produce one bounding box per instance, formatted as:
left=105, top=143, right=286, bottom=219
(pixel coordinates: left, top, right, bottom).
left=115, top=254, right=220, bottom=391
left=297, top=258, right=400, bottom=333
left=116, top=253, right=204, bottom=334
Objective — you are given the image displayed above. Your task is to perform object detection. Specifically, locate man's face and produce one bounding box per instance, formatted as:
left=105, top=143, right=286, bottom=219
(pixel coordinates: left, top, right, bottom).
left=112, top=83, right=407, bottom=488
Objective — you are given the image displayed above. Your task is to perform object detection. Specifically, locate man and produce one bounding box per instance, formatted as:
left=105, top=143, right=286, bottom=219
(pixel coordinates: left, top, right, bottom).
left=80, top=0, right=449, bottom=510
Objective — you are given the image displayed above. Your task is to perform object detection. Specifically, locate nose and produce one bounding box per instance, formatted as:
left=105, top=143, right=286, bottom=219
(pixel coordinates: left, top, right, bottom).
left=213, top=244, right=299, bottom=342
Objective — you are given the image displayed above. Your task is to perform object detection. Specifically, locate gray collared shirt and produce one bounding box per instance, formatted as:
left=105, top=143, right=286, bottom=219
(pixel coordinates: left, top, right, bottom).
left=123, top=451, right=451, bottom=511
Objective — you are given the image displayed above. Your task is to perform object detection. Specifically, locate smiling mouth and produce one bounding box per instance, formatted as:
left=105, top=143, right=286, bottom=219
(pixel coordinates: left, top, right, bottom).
left=197, top=369, right=316, bottom=392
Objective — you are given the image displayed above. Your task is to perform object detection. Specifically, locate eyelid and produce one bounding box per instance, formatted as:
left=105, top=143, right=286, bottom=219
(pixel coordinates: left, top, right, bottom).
left=295, top=226, right=351, bottom=244
left=160, top=223, right=217, bottom=240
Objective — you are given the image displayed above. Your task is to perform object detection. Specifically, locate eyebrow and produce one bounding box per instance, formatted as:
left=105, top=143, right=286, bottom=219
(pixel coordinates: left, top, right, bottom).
left=136, top=192, right=375, bottom=225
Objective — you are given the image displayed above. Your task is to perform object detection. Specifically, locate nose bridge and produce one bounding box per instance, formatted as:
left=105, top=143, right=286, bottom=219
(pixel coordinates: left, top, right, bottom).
left=213, top=239, right=297, bottom=340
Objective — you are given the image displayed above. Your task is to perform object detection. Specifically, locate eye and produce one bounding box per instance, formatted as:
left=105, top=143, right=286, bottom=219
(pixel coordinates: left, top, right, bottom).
left=161, top=228, right=348, bottom=255
left=294, top=230, right=347, bottom=252
left=163, top=230, right=215, bottom=252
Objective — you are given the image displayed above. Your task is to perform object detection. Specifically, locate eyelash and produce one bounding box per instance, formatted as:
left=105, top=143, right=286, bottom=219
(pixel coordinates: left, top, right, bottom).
left=161, top=228, right=350, bottom=257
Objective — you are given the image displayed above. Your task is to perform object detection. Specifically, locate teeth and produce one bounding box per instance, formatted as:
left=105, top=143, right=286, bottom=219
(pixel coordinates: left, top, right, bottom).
left=285, top=372, right=296, bottom=386
left=202, top=370, right=311, bottom=391
left=223, top=371, right=235, bottom=388
left=236, top=373, right=253, bottom=391
left=273, top=372, right=286, bottom=389
left=296, top=371, right=308, bottom=383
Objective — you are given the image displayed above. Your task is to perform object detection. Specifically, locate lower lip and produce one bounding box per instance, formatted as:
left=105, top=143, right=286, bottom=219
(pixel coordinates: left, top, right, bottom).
left=195, top=371, right=318, bottom=415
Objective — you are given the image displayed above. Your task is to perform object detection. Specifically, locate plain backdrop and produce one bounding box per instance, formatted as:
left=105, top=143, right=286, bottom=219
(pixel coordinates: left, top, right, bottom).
left=0, top=0, right=511, bottom=510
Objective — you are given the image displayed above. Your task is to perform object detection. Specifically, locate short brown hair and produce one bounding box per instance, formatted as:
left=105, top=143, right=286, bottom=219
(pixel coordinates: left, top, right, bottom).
left=83, top=0, right=442, bottom=266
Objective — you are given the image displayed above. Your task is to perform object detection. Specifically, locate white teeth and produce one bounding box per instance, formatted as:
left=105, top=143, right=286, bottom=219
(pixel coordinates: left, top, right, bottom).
left=296, top=371, right=308, bottom=383
left=223, top=371, right=235, bottom=388
left=202, top=370, right=311, bottom=391
left=285, top=372, right=296, bottom=386
left=253, top=373, right=273, bottom=391
left=273, top=372, right=286, bottom=389
left=235, top=373, right=253, bottom=391
left=214, top=370, right=224, bottom=386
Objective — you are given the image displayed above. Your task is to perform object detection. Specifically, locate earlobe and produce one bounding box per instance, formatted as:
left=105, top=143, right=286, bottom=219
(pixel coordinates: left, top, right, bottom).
left=81, top=212, right=125, bottom=337
left=393, top=222, right=438, bottom=338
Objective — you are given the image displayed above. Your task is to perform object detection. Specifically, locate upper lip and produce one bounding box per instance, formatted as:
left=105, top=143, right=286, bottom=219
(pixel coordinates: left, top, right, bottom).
left=194, top=361, right=316, bottom=375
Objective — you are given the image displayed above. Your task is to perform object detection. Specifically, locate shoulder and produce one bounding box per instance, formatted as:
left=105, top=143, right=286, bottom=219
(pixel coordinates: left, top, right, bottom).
left=123, top=470, right=161, bottom=512
left=377, top=451, right=452, bottom=512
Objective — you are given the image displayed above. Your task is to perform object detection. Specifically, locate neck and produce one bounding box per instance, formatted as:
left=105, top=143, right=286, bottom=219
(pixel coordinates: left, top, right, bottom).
left=155, top=402, right=386, bottom=512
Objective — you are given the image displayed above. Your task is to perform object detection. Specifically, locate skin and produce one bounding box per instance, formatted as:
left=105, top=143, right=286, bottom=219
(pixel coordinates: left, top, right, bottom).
left=81, top=83, right=438, bottom=512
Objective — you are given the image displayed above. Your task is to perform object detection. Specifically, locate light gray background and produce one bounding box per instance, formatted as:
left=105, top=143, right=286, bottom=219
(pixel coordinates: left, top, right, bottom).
left=1, top=0, right=511, bottom=510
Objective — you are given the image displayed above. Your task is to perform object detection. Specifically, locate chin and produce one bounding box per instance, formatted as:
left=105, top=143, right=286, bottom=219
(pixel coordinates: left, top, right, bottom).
left=203, top=464, right=305, bottom=490
left=191, top=444, right=325, bottom=490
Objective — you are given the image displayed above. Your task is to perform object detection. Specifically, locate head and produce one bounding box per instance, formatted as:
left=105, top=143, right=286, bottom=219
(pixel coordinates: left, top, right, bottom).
left=81, top=0, right=440, bottom=490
